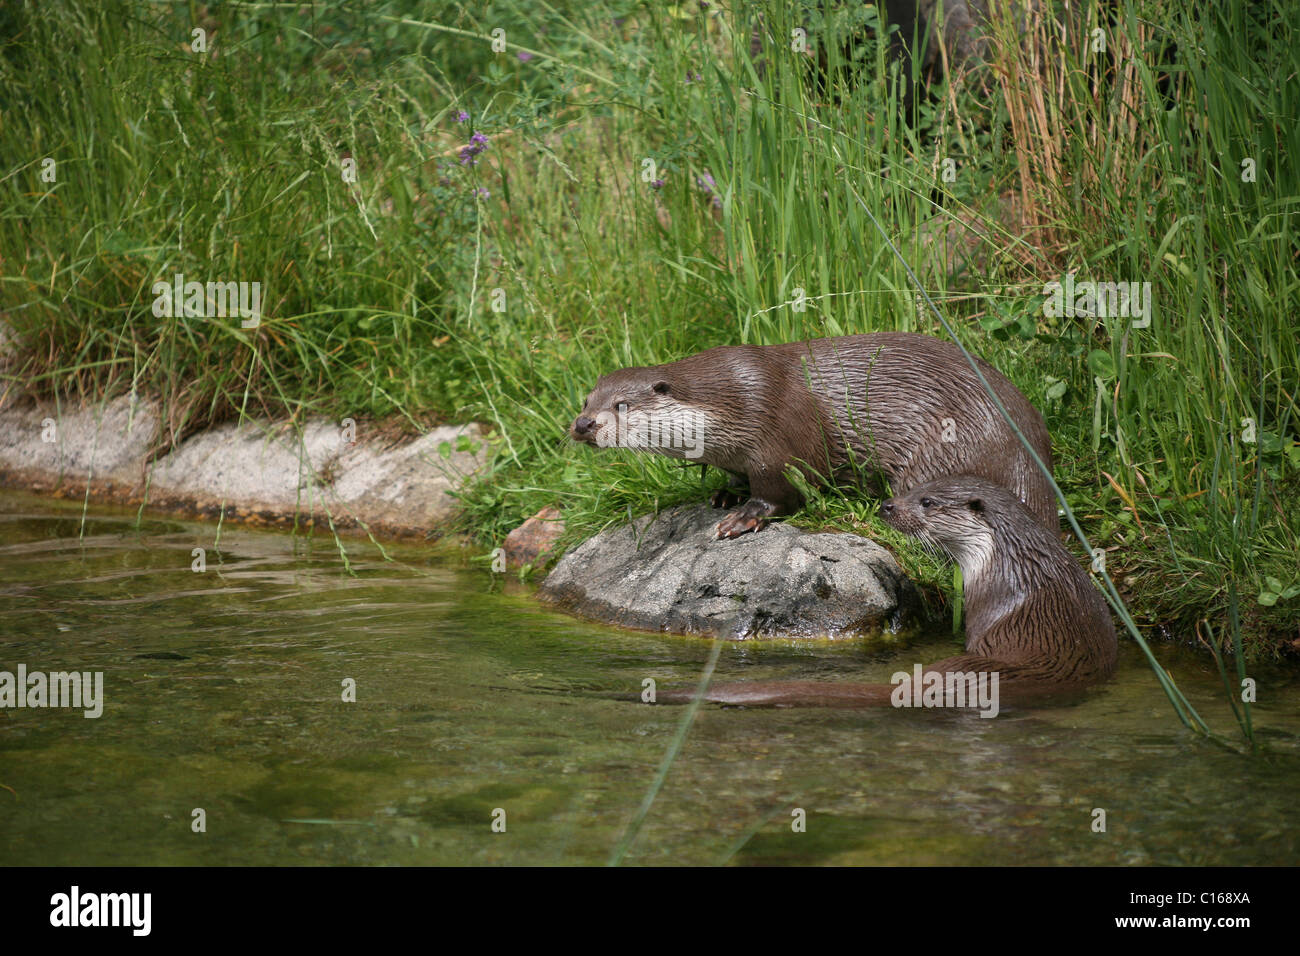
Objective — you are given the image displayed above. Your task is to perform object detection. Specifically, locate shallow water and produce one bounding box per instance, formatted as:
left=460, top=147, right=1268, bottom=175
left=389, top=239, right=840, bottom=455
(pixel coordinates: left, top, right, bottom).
left=1, top=493, right=1297, bottom=866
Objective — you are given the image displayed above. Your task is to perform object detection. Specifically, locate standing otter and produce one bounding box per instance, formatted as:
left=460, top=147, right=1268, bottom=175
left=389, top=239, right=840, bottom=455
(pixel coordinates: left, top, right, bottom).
left=570, top=333, right=1056, bottom=538
left=673, top=476, right=1117, bottom=709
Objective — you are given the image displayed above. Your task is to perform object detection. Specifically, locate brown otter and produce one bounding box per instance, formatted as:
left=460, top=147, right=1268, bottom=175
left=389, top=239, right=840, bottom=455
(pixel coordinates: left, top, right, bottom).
left=570, top=333, right=1056, bottom=538
left=665, top=475, right=1117, bottom=710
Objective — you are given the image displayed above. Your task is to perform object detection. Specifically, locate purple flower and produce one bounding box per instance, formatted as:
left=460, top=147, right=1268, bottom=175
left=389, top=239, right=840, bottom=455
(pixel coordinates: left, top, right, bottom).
left=517, top=51, right=534, bottom=62
left=686, top=71, right=702, bottom=84
left=459, top=132, right=490, bottom=167
left=456, top=110, right=470, bottom=123
left=474, top=187, right=490, bottom=200
left=651, top=179, right=665, bottom=189
left=696, top=172, right=722, bottom=209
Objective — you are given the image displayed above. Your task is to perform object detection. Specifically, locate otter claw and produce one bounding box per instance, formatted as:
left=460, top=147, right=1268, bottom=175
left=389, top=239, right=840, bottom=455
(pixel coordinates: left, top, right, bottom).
left=716, top=514, right=767, bottom=538
left=710, top=488, right=746, bottom=509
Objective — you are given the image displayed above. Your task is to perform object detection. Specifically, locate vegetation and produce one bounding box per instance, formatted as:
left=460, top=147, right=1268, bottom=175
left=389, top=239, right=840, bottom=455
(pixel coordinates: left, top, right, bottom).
left=2, top=0, right=1296, bottom=687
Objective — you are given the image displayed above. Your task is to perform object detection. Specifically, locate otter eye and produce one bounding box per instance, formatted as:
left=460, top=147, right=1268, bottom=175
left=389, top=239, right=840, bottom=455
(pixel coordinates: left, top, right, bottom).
left=652, top=381, right=670, bottom=395
left=968, top=498, right=984, bottom=512
left=920, top=497, right=935, bottom=509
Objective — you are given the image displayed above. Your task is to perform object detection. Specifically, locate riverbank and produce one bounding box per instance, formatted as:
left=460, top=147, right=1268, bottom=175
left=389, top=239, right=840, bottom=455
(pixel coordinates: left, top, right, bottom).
left=1, top=0, right=1296, bottom=663
left=0, top=395, right=486, bottom=540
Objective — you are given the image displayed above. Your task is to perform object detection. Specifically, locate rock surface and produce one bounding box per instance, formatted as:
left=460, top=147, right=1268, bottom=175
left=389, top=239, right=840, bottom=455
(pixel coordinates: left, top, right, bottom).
left=540, top=505, right=917, bottom=640
left=0, top=394, right=486, bottom=536
left=503, top=505, right=565, bottom=569
left=0, top=392, right=159, bottom=481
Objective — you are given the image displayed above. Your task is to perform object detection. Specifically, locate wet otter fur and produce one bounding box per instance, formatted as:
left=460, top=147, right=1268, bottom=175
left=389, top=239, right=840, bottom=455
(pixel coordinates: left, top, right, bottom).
left=664, top=476, right=1117, bottom=710
left=570, top=333, right=1056, bottom=538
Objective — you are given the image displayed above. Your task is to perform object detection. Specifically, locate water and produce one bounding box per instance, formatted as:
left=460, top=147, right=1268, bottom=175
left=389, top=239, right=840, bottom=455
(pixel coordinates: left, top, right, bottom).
left=1, top=493, right=1296, bottom=866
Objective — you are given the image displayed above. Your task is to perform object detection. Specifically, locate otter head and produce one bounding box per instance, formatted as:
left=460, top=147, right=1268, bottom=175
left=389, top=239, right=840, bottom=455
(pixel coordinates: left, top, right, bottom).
left=570, top=366, right=712, bottom=461
left=879, top=476, right=1020, bottom=580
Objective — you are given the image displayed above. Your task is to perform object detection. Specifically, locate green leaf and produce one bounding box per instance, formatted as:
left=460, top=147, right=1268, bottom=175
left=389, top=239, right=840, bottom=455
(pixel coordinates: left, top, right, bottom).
left=1087, top=349, right=1116, bottom=381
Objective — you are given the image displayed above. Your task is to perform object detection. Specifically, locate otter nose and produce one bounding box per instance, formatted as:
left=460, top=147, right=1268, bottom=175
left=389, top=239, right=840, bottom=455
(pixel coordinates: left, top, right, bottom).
left=881, top=500, right=895, bottom=516
left=573, top=415, right=596, bottom=436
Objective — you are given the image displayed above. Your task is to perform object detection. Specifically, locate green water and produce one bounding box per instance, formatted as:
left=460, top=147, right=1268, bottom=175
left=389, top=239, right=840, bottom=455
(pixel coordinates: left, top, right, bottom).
left=1, top=493, right=1297, bottom=866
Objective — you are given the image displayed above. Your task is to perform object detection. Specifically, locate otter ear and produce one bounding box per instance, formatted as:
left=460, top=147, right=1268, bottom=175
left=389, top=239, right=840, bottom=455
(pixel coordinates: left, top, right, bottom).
left=968, top=498, right=984, bottom=513
left=652, top=381, right=670, bottom=395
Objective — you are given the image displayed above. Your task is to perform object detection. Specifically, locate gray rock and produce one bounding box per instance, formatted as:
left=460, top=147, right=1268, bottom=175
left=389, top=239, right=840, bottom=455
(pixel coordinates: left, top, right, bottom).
left=0, top=393, right=158, bottom=481
left=540, top=505, right=917, bottom=640
left=147, top=417, right=484, bottom=531
left=0, top=395, right=485, bottom=535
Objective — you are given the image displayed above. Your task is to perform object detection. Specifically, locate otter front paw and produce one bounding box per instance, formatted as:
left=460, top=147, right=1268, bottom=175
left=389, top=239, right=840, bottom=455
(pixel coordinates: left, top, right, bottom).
left=715, top=498, right=781, bottom=539
left=716, top=512, right=769, bottom=538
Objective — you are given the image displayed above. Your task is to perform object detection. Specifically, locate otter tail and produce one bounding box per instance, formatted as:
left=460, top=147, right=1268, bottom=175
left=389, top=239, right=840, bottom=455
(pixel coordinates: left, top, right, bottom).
left=658, top=654, right=1106, bottom=710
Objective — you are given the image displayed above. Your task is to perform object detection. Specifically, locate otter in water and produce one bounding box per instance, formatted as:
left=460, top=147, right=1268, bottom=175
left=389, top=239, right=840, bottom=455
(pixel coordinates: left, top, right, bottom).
left=674, top=476, right=1117, bottom=710
left=570, top=333, right=1056, bottom=538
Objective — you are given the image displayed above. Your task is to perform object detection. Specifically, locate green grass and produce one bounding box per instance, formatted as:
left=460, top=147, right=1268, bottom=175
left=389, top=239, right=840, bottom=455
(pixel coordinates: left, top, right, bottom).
left=1, top=0, right=1297, bottom=698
